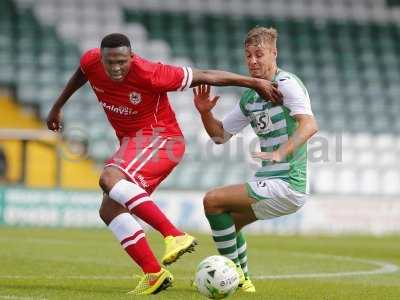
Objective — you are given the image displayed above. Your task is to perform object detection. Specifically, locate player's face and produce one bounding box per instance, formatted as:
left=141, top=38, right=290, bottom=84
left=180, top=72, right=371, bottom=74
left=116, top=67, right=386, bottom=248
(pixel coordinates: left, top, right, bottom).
left=245, top=44, right=277, bottom=79
left=101, top=47, right=132, bottom=82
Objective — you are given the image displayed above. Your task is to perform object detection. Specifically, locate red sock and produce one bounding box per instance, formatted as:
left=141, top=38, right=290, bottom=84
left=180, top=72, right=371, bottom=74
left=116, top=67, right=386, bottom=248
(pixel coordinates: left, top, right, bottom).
left=131, top=201, right=183, bottom=237
left=122, top=230, right=161, bottom=273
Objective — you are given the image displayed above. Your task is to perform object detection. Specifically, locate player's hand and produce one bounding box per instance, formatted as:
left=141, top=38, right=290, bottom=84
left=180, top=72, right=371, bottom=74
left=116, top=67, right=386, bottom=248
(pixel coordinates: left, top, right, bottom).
left=46, top=109, right=63, bottom=132
left=254, top=79, right=283, bottom=105
left=251, top=151, right=282, bottom=163
left=193, top=84, right=220, bottom=114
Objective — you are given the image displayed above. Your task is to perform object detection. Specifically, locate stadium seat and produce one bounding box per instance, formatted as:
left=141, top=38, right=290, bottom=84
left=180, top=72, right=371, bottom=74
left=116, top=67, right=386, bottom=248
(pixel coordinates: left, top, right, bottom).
left=360, top=168, right=382, bottom=195
left=381, top=170, right=400, bottom=195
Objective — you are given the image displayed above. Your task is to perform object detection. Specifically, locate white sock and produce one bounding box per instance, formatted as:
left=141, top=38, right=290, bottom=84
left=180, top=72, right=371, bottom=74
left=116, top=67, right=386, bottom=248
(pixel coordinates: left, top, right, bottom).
left=109, top=179, right=151, bottom=210
left=108, top=213, right=145, bottom=248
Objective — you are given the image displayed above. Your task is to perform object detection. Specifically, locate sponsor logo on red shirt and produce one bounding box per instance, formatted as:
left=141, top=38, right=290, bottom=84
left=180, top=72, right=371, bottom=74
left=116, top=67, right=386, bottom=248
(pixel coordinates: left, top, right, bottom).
left=99, top=101, right=138, bottom=116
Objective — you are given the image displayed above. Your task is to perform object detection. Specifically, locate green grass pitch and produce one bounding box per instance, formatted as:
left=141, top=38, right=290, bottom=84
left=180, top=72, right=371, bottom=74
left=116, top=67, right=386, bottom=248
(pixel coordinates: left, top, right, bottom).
left=0, top=227, right=399, bottom=300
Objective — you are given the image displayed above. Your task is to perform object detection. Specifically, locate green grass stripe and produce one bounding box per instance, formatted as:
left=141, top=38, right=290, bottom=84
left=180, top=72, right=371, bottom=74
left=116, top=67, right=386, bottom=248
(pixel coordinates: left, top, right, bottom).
left=1, top=227, right=400, bottom=299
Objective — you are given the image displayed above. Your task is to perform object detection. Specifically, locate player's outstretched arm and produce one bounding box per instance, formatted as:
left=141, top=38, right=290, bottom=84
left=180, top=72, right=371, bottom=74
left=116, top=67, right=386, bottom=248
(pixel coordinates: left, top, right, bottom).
left=191, top=69, right=282, bottom=105
left=46, top=67, right=88, bottom=132
left=193, top=85, right=232, bottom=144
left=252, top=114, right=318, bottom=162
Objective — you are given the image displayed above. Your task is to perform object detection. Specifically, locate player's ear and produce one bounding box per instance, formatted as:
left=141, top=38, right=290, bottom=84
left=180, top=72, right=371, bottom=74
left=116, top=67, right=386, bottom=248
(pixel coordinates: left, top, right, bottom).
left=272, top=47, right=277, bottom=58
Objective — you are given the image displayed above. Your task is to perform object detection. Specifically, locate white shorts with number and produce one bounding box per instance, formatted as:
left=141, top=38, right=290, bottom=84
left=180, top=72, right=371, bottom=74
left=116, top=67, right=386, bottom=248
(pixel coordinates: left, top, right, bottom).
left=246, top=178, right=308, bottom=220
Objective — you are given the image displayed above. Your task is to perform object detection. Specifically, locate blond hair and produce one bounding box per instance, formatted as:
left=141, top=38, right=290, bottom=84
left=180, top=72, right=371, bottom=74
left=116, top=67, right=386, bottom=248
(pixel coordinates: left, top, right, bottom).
left=245, top=26, right=278, bottom=48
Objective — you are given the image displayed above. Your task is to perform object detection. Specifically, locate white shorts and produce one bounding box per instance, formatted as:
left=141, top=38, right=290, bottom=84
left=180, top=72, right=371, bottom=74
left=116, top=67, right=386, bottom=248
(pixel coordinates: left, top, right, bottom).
left=246, top=179, right=308, bottom=220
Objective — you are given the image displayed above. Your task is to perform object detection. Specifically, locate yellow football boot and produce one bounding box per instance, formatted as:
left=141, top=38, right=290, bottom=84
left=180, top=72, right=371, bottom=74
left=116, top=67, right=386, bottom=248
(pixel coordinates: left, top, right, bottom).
left=241, top=278, right=256, bottom=293
left=161, top=233, right=197, bottom=265
left=128, top=268, right=173, bottom=295
left=236, top=266, right=246, bottom=287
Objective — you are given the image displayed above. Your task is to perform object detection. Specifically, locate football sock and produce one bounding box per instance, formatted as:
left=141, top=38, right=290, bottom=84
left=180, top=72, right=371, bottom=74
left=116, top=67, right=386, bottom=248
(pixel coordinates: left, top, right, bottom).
left=236, top=231, right=249, bottom=278
left=108, top=213, right=161, bottom=274
left=109, top=179, right=182, bottom=237
left=206, top=213, right=240, bottom=267
left=131, top=202, right=183, bottom=237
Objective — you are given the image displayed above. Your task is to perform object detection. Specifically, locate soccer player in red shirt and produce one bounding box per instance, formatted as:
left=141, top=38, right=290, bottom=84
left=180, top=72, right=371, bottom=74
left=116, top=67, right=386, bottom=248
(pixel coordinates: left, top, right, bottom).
left=46, top=33, right=281, bottom=295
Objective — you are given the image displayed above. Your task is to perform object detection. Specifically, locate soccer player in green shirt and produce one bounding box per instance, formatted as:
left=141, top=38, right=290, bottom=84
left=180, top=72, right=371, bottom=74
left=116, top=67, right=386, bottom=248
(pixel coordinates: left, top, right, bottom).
left=193, top=26, right=318, bottom=292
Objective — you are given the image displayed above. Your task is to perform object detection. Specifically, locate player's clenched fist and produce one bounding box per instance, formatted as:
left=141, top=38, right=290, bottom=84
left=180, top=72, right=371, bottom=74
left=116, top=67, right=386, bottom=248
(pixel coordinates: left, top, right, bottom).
left=46, top=109, right=63, bottom=132
left=254, top=79, right=283, bottom=105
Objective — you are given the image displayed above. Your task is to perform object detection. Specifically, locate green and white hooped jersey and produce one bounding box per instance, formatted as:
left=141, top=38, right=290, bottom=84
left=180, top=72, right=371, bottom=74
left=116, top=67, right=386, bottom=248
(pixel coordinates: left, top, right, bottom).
left=222, top=69, right=313, bottom=194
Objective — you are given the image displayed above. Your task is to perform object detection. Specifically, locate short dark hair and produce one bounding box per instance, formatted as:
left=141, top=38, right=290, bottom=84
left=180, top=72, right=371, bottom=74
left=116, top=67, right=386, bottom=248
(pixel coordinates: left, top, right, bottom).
left=100, top=33, right=131, bottom=49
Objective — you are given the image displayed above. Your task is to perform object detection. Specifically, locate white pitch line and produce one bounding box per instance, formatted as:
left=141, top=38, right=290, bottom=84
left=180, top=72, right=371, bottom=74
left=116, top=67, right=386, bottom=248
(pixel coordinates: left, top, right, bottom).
left=254, top=252, right=399, bottom=280
left=0, top=275, right=132, bottom=280
left=0, top=237, right=76, bottom=245
left=255, top=259, right=399, bottom=279
left=0, top=295, right=47, bottom=300
left=0, top=253, right=397, bottom=281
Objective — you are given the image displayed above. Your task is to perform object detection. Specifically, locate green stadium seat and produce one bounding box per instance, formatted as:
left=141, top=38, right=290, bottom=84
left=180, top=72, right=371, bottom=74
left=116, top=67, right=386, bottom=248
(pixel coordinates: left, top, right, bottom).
left=2, top=1, right=400, bottom=194
left=126, top=10, right=400, bottom=135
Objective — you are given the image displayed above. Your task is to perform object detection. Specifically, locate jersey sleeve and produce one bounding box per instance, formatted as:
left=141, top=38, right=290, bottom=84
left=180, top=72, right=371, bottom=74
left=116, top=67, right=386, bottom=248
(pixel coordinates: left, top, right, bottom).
left=79, top=49, right=98, bottom=75
left=222, top=103, right=251, bottom=135
left=278, top=77, right=313, bottom=116
left=150, top=63, right=193, bottom=92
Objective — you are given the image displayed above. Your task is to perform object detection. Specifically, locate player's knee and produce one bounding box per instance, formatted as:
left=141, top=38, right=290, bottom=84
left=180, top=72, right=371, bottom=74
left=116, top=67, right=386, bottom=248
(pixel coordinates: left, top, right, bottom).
left=99, top=172, right=111, bottom=193
left=203, top=190, right=220, bottom=213
left=99, top=168, right=124, bottom=193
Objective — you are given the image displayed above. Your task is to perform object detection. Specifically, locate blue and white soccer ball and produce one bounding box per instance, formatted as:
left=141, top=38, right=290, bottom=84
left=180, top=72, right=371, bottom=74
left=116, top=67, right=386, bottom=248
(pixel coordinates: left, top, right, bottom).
left=195, top=255, right=240, bottom=299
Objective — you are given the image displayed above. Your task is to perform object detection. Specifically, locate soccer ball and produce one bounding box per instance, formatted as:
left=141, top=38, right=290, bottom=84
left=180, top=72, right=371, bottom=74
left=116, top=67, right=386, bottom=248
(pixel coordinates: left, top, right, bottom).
left=194, top=255, right=240, bottom=299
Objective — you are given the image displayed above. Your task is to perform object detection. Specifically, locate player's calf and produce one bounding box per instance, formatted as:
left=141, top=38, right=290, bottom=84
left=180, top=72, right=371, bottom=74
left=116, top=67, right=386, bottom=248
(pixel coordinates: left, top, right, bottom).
left=108, top=213, right=161, bottom=274
left=109, top=179, right=183, bottom=237
left=99, top=194, right=128, bottom=225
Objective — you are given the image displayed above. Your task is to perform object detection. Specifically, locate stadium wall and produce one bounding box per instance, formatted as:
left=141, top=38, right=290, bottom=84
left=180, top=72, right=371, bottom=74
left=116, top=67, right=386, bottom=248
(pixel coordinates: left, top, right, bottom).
left=0, top=187, right=399, bottom=235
